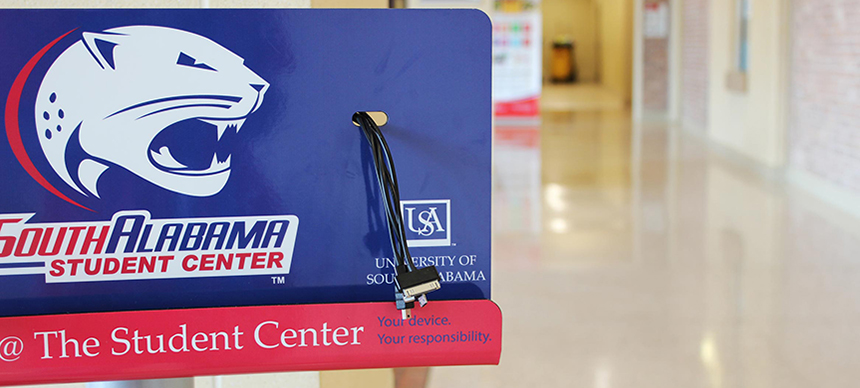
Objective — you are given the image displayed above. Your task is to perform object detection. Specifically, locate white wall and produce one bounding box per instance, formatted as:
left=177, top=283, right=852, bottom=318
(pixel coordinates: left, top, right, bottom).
left=706, top=0, right=789, bottom=168
left=595, top=0, right=632, bottom=102
left=406, top=0, right=493, bottom=13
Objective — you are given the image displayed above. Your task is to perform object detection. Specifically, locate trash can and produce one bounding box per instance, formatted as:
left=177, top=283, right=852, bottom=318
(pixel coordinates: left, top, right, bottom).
left=550, top=37, right=576, bottom=83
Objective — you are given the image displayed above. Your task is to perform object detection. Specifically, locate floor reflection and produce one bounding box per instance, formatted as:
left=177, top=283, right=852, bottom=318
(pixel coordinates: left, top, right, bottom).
left=539, top=111, right=633, bottom=268
left=494, top=126, right=542, bottom=268
left=427, top=85, right=860, bottom=388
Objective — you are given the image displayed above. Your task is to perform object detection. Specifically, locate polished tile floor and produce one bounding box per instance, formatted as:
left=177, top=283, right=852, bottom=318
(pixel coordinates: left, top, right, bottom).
left=428, top=93, right=860, bottom=387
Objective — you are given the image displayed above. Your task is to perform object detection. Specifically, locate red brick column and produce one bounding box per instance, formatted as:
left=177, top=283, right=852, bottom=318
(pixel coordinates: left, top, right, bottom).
left=681, top=0, right=709, bottom=129
left=790, top=0, right=860, bottom=193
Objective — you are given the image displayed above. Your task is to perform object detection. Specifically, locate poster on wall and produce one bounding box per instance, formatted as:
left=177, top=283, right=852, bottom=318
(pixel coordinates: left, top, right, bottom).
left=492, top=0, right=542, bottom=120
left=644, top=1, right=669, bottom=38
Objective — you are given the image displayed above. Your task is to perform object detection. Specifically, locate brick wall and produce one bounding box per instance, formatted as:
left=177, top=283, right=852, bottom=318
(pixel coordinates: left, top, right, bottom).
left=643, top=38, right=668, bottom=111
left=681, top=0, right=708, bottom=129
left=790, top=0, right=860, bottom=194
left=642, top=0, right=669, bottom=112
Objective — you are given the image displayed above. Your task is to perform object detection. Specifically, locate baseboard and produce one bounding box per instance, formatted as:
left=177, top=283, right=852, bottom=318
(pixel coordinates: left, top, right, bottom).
left=787, top=167, right=860, bottom=221
left=678, top=119, right=860, bottom=222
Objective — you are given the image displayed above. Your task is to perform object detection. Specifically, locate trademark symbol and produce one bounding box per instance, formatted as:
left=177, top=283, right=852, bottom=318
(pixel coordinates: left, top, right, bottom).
left=451, top=243, right=457, bottom=246
left=271, top=276, right=285, bottom=285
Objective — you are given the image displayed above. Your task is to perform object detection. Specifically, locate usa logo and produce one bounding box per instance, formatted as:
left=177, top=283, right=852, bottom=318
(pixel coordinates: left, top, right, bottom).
left=400, top=199, right=451, bottom=247
left=5, top=26, right=268, bottom=210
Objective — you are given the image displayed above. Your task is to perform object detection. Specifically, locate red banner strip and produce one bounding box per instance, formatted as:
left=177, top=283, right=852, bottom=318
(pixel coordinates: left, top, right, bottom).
left=0, top=300, right=502, bottom=386
left=495, top=97, right=540, bottom=117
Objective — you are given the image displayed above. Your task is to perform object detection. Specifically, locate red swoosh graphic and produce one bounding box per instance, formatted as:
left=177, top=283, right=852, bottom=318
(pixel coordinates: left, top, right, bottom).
left=5, top=29, right=93, bottom=212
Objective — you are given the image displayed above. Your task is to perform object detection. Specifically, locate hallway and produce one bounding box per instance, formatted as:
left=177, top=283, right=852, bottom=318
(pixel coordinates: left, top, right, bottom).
left=429, top=87, right=860, bottom=387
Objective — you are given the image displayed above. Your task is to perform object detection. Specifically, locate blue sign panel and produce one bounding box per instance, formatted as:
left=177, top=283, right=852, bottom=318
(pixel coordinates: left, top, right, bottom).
left=0, top=9, right=491, bottom=317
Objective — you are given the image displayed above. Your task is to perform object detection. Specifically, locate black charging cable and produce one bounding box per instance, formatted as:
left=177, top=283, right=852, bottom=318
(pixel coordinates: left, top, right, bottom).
left=354, top=112, right=442, bottom=319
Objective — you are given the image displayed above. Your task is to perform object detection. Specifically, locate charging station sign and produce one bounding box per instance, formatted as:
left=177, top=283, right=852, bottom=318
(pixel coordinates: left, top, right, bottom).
left=0, top=9, right=492, bottom=318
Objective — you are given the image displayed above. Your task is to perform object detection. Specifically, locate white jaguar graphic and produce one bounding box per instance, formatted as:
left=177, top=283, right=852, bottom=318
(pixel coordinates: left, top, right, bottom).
left=35, top=26, right=269, bottom=198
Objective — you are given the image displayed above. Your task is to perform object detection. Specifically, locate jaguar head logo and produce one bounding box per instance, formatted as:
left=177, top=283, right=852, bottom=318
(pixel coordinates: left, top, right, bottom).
left=7, top=26, right=269, bottom=209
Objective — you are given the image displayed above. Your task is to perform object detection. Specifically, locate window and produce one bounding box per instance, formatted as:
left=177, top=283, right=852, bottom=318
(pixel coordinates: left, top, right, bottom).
left=727, top=0, right=750, bottom=92
left=737, top=0, right=750, bottom=73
